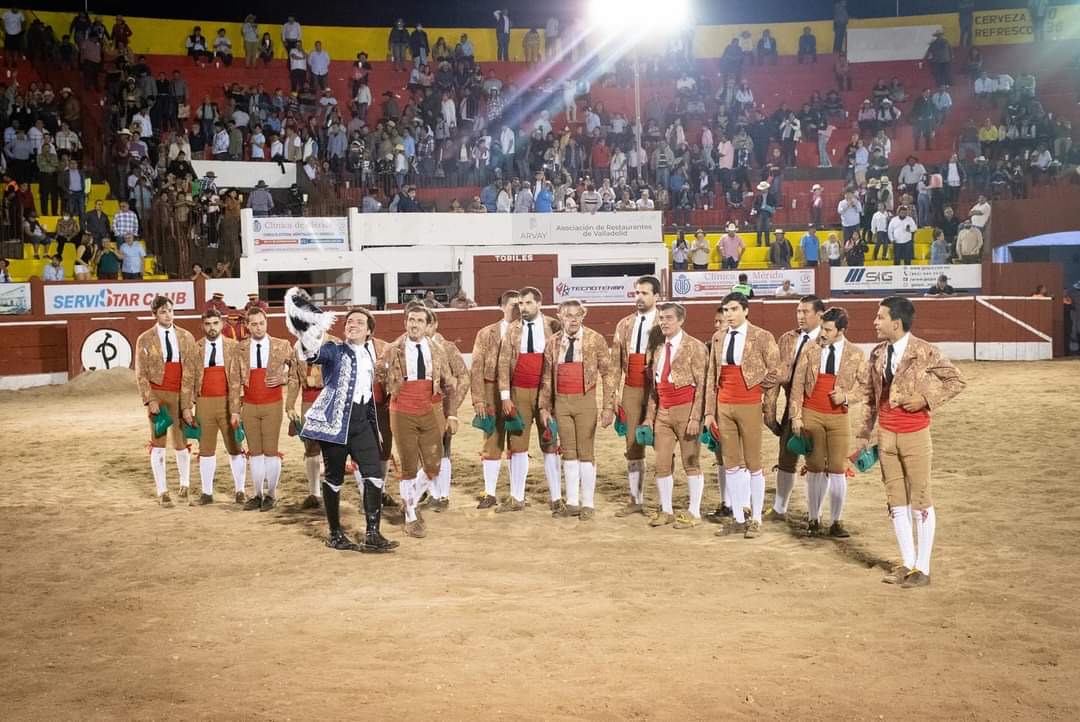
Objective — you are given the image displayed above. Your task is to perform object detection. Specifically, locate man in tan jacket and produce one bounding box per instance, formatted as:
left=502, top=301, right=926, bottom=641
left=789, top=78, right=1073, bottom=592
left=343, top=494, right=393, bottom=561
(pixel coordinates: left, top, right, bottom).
left=496, top=286, right=561, bottom=512
left=857, top=296, right=965, bottom=588
left=428, top=311, right=470, bottom=510
left=610, top=275, right=663, bottom=516
left=238, top=307, right=297, bottom=511
left=538, top=300, right=614, bottom=520
left=789, top=307, right=867, bottom=538
left=763, top=295, right=824, bottom=522
left=134, top=295, right=198, bottom=507
left=378, top=306, right=461, bottom=538
left=194, top=308, right=247, bottom=505
left=642, top=303, right=708, bottom=529
left=704, top=292, right=781, bottom=539
left=471, top=290, right=520, bottom=508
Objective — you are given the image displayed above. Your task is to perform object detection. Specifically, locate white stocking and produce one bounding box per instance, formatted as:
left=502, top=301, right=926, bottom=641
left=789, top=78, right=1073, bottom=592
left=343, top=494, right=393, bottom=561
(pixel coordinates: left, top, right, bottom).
left=199, top=455, right=216, bottom=496
left=563, top=460, right=580, bottom=507
left=150, top=447, right=167, bottom=496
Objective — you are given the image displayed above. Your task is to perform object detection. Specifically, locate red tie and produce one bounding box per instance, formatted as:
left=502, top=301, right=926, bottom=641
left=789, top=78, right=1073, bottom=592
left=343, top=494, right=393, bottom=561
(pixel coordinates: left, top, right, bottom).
left=661, top=342, right=672, bottom=383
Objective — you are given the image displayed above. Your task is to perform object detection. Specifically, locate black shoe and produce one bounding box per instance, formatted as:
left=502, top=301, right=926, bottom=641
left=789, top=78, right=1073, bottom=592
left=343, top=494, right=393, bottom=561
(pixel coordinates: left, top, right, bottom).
left=362, top=527, right=400, bottom=553
left=806, top=519, right=822, bottom=537
left=243, top=496, right=263, bottom=511
left=705, top=504, right=734, bottom=524
left=260, top=495, right=276, bottom=512
left=326, top=530, right=361, bottom=552
left=381, top=492, right=399, bottom=508
left=195, top=493, right=214, bottom=505
left=477, top=494, right=498, bottom=509
left=829, top=521, right=850, bottom=538
left=300, top=494, right=320, bottom=510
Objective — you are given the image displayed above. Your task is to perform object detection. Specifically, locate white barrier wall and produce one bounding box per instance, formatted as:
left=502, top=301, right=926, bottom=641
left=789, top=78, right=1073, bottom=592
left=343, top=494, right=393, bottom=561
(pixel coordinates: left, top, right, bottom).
left=847, top=25, right=942, bottom=63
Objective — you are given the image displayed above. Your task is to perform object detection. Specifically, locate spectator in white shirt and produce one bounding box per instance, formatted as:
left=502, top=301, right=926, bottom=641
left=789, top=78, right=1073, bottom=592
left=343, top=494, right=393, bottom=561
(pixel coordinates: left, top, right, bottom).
left=636, top=188, right=655, bottom=210
left=282, top=17, right=302, bottom=51
left=3, top=7, right=25, bottom=66
left=974, top=71, right=994, bottom=101
left=42, top=254, right=65, bottom=281
left=887, top=205, right=918, bottom=265
left=55, top=123, right=81, bottom=155
left=969, top=193, right=991, bottom=244
left=288, top=43, right=307, bottom=93
left=214, top=28, right=233, bottom=66
left=870, top=206, right=891, bottom=261
left=211, top=122, right=230, bottom=160
left=307, top=41, right=330, bottom=90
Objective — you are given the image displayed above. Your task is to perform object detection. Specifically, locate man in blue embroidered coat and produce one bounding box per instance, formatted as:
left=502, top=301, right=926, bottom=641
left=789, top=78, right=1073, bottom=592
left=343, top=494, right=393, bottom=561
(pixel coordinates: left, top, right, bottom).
left=290, top=291, right=398, bottom=554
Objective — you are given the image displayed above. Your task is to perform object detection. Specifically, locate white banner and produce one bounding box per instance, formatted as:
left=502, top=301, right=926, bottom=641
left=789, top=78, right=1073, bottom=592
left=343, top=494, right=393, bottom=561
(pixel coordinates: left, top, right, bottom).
left=0, top=282, right=31, bottom=314
left=847, top=25, right=943, bottom=63
left=252, top=216, right=349, bottom=253
left=538, top=212, right=663, bottom=245
left=671, top=269, right=816, bottom=298
left=553, top=277, right=639, bottom=303
left=44, top=281, right=196, bottom=316
left=831, top=264, right=982, bottom=293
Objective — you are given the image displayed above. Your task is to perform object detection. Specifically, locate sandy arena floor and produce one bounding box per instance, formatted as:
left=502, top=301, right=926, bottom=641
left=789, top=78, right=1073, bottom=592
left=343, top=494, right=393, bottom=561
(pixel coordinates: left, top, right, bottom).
left=1, top=361, right=1079, bottom=720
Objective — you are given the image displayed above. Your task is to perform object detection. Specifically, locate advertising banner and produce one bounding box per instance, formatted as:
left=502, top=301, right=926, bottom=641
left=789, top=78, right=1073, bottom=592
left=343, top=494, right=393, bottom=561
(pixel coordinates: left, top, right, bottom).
left=671, top=269, right=816, bottom=298
left=252, top=216, right=349, bottom=252
left=831, top=264, right=981, bottom=293
left=552, top=277, right=639, bottom=303
left=44, top=281, right=196, bottom=315
left=0, top=282, right=31, bottom=314
left=973, top=6, right=1080, bottom=45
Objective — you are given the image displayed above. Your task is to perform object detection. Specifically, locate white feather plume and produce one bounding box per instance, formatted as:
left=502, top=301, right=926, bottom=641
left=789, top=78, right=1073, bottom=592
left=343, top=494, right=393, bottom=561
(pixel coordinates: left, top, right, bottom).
left=284, top=286, right=336, bottom=356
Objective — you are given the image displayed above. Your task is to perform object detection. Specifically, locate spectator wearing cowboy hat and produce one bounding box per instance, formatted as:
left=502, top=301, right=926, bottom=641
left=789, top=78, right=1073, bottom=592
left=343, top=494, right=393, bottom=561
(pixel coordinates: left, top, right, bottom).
left=719, top=222, right=744, bottom=269
left=751, top=180, right=776, bottom=247
left=247, top=180, right=274, bottom=216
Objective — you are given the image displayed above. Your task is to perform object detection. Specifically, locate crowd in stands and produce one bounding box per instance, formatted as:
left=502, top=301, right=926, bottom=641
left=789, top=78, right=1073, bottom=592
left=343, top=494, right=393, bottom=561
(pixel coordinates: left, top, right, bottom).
left=2, top=3, right=1079, bottom=281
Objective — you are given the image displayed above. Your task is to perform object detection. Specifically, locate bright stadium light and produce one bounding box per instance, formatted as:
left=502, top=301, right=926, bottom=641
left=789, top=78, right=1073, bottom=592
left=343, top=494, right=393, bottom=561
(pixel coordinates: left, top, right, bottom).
left=588, top=0, right=690, bottom=34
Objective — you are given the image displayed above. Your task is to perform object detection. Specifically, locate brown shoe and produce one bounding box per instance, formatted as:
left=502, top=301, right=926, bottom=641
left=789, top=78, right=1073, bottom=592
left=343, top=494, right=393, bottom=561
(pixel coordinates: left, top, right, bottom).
left=300, top=494, right=320, bottom=510
left=477, top=494, right=498, bottom=509
left=881, top=566, right=912, bottom=585
left=648, top=511, right=676, bottom=527
left=550, top=499, right=567, bottom=516
left=579, top=506, right=595, bottom=521
left=234, top=491, right=245, bottom=504
left=715, top=521, right=746, bottom=537
left=900, top=570, right=931, bottom=589
left=805, top=519, right=823, bottom=537
left=194, top=493, right=214, bottom=506
left=705, top=504, right=734, bottom=524
left=431, top=497, right=449, bottom=513
left=404, top=520, right=427, bottom=538
left=259, top=495, right=276, bottom=512
left=614, top=501, right=644, bottom=517
left=762, top=509, right=787, bottom=523
left=159, top=492, right=174, bottom=508
left=553, top=503, right=580, bottom=518
left=743, top=520, right=762, bottom=539
left=494, top=497, right=524, bottom=513
left=243, top=496, right=263, bottom=511
left=829, top=521, right=851, bottom=538
left=673, top=512, right=701, bottom=529
left=177, top=486, right=189, bottom=500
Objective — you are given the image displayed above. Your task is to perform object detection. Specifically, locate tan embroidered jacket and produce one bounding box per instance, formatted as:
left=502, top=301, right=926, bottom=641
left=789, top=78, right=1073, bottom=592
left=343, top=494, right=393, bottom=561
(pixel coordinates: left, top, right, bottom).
left=704, top=322, right=781, bottom=418
left=237, top=336, right=298, bottom=404
left=644, top=333, right=709, bottom=427
left=788, top=339, right=868, bottom=424
left=194, top=336, right=243, bottom=414
left=856, top=334, right=966, bottom=442
left=496, top=314, right=561, bottom=393
left=469, top=319, right=507, bottom=405
left=134, top=324, right=198, bottom=411
left=537, top=327, right=615, bottom=414
left=610, top=311, right=664, bottom=403
left=378, top=336, right=461, bottom=414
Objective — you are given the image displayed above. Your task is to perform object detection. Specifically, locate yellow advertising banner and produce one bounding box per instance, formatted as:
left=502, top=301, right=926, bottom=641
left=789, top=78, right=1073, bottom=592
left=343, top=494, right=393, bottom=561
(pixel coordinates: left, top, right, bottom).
left=973, top=6, right=1080, bottom=45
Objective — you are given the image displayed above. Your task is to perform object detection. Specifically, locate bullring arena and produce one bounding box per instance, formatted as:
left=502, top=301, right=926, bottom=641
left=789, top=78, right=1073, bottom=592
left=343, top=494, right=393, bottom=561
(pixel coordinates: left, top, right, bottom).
left=4, top=1, right=1080, bottom=719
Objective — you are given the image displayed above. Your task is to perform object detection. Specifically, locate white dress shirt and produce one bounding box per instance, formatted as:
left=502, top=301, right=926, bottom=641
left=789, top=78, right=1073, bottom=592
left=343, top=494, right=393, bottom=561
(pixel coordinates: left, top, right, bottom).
left=348, top=341, right=375, bottom=404
left=249, top=336, right=269, bottom=369
left=630, top=309, right=657, bottom=355
left=404, top=337, right=432, bottom=381
left=885, top=333, right=909, bottom=380
left=721, top=321, right=749, bottom=365
left=558, top=328, right=585, bottom=363
left=655, top=331, right=684, bottom=383
left=499, top=319, right=509, bottom=339
left=793, top=326, right=821, bottom=363
left=203, top=337, right=223, bottom=367
left=518, top=317, right=546, bottom=353
left=158, top=324, right=180, bottom=362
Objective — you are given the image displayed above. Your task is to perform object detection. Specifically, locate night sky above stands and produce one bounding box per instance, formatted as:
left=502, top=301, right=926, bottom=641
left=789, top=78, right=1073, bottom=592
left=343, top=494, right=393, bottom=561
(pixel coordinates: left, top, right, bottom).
left=27, top=0, right=1079, bottom=29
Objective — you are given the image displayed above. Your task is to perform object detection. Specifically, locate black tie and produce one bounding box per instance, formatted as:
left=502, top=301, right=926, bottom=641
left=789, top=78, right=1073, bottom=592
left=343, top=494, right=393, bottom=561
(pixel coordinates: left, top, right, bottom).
left=634, top=316, right=645, bottom=354
left=256, top=342, right=263, bottom=369
left=725, top=330, right=737, bottom=365
left=826, top=344, right=836, bottom=375
left=208, top=342, right=217, bottom=367
left=884, top=344, right=895, bottom=384
left=565, top=336, right=576, bottom=363
left=790, top=333, right=810, bottom=383
left=164, top=330, right=173, bottom=363
left=526, top=322, right=535, bottom=353
left=416, top=343, right=426, bottom=379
